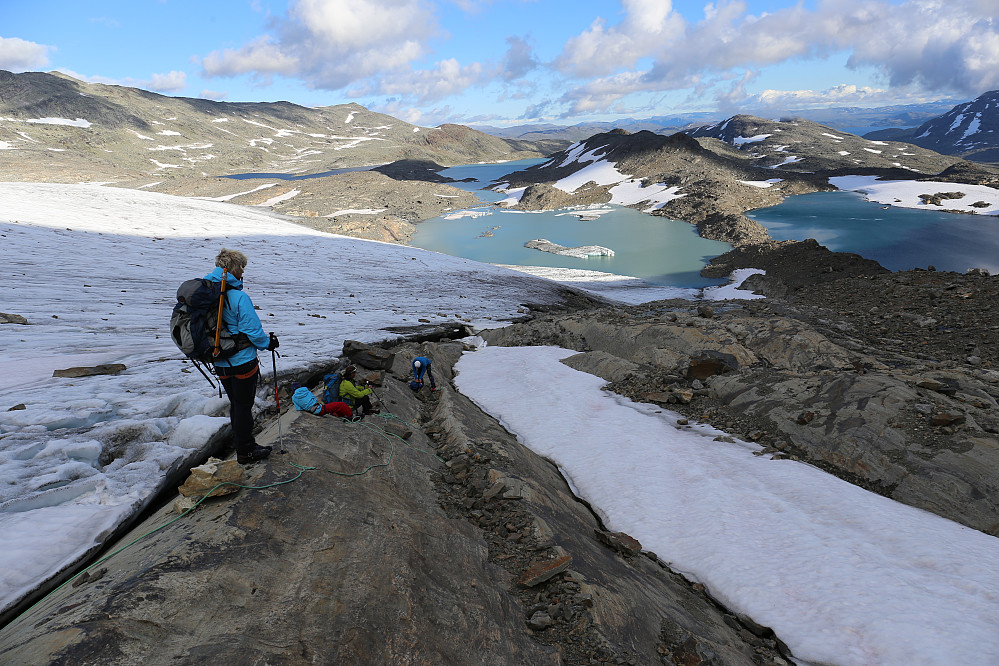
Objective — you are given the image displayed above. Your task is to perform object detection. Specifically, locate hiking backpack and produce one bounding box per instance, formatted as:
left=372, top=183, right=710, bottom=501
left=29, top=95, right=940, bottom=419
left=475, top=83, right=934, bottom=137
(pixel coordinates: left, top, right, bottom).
left=322, top=371, right=347, bottom=405
left=170, top=278, right=251, bottom=365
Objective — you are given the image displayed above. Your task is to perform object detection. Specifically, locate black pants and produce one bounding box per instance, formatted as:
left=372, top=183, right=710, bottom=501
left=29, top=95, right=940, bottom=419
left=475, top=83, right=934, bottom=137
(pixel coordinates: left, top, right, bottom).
left=217, top=359, right=259, bottom=455
left=354, top=395, right=374, bottom=413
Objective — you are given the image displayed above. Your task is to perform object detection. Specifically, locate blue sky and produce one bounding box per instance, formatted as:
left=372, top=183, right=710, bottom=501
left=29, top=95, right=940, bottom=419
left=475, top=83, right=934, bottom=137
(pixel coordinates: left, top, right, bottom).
left=2, top=0, right=997, bottom=127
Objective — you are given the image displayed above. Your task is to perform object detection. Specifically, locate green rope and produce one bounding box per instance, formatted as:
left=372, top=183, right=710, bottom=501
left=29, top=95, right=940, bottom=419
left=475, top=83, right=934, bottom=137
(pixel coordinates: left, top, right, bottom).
left=9, top=468, right=312, bottom=627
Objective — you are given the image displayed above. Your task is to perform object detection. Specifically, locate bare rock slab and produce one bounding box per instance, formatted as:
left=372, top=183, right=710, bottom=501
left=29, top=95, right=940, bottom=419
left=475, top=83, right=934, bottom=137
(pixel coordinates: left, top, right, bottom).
left=52, top=364, right=126, bottom=378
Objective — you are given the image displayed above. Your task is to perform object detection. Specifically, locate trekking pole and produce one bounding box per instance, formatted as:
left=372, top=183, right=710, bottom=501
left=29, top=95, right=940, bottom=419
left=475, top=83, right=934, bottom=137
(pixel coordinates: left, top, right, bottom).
left=191, top=360, right=217, bottom=390
left=270, top=332, right=285, bottom=453
left=366, top=383, right=384, bottom=411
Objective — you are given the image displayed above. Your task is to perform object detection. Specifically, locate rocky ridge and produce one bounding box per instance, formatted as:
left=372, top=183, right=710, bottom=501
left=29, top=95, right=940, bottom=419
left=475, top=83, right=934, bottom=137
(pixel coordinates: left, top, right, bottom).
left=501, top=129, right=826, bottom=246
left=3, top=262, right=998, bottom=662
left=685, top=114, right=962, bottom=174
left=0, top=71, right=548, bottom=182
left=0, top=339, right=792, bottom=665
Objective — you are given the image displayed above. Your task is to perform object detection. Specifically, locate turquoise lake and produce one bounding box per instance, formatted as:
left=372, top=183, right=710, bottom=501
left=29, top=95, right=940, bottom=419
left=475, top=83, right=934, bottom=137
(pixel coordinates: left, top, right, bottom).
left=410, top=161, right=732, bottom=288
left=748, top=191, right=999, bottom=274
left=229, top=159, right=999, bottom=282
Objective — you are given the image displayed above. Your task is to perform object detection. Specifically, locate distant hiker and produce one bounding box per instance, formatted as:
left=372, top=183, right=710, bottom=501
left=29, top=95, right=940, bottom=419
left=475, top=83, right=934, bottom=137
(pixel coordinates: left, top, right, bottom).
left=410, top=356, right=436, bottom=391
left=290, top=382, right=354, bottom=419
left=208, top=248, right=279, bottom=465
left=339, top=365, right=379, bottom=416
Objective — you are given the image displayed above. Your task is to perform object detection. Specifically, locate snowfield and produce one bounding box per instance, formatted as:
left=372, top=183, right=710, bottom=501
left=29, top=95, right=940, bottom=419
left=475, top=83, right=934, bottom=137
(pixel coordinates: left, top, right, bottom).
left=456, top=346, right=999, bottom=666
left=2, top=181, right=998, bottom=666
left=832, top=175, right=999, bottom=215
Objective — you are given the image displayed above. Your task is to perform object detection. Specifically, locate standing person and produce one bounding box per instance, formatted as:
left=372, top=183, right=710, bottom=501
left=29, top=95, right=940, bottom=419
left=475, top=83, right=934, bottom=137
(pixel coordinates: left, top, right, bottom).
left=411, top=356, right=436, bottom=391
left=207, top=248, right=278, bottom=465
left=339, top=365, right=379, bottom=416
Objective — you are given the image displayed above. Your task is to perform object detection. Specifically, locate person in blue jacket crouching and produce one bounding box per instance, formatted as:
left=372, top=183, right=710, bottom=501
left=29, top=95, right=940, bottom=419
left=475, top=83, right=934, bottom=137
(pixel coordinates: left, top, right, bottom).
left=410, top=356, right=436, bottom=391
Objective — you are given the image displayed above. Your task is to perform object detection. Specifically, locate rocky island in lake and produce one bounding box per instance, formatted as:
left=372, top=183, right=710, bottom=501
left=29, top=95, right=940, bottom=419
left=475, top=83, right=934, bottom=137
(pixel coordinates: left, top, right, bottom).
left=525, top=238, right=616, bottom=258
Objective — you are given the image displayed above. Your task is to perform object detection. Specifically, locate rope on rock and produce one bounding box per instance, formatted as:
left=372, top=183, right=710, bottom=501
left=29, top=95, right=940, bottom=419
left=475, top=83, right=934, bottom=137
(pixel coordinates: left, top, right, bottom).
left=8, top=468, right=314, bottom=628
left=9, top=406, right=440, bottom=628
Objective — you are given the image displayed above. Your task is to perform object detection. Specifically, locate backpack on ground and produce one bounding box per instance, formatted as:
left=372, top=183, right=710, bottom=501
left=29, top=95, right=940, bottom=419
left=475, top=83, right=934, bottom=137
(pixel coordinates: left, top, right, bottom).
left=170, top=278, right=251, bottom=367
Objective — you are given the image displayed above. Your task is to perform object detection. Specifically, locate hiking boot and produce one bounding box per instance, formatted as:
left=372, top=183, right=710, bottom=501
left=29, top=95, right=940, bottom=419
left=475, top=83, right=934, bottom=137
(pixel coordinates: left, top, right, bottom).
left=237, top=445, right=272, bottom=465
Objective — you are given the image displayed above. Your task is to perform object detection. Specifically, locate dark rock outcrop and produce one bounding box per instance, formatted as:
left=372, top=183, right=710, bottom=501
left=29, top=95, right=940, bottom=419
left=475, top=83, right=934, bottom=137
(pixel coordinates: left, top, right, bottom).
left=701, top=238, right=890, bottom=293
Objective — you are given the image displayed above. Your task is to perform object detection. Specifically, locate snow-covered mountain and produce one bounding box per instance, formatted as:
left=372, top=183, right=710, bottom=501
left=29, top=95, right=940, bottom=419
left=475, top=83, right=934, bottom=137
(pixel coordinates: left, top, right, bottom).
left=0, top=70, right=548, bottom=183
left=474, top=101, right=958, bottom=144
left=866, top=90, right=999, bottom=164
left=684, top=114, right=960, bottom=174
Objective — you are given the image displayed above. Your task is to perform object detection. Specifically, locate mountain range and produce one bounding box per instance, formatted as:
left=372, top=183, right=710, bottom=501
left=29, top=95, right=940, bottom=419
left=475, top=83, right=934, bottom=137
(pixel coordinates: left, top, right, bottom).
left=0, top=70, right=558, bottom=183
left=865, top=90, right=999, bottom=164
left=477, top=92, right=999, bottom=167
left=2, top=69, right=998, bottom=250
left=473, top=100, right=962, bottom=144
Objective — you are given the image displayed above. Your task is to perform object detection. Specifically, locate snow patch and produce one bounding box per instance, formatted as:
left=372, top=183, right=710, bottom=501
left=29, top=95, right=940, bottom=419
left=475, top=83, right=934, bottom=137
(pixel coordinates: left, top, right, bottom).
left=738, top=179, right=782, bottom=189
left=733, top=134, right=771, bottom=145
left=1, top=116, right=92, bottom=128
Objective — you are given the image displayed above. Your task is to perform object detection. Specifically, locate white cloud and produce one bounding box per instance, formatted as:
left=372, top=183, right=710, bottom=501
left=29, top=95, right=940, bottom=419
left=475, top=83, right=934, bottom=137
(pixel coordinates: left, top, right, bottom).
left=54, top=68, right=188, bottom=94
left=555, top=0, right=686, bottom=78
left=369, top=59, right=487, bottom=103
left=744, top=83, right=941, bottom=111
left=0, top=37, right=52, bottom=71
left=201, top=36, right=300, bottom=79
left=838, top=1, right=999, bottom=93
left=200, top=89, right=229, bottom=101
left=147, top=71, right=187, bottom=92
left=557, top=71, right=650, bottom=116
left=200, top=0, right=441, bottom=91
left=551, top=0, right=999, bottom=117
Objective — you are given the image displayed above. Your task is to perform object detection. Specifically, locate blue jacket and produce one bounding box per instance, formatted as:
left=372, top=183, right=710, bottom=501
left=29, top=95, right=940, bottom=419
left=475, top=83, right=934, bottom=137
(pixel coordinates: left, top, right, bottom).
left=203, top=267, right=270, bottom=367
left=292, top=387, right=322, bottom=414
left=413, top=356, right=432, bottom=380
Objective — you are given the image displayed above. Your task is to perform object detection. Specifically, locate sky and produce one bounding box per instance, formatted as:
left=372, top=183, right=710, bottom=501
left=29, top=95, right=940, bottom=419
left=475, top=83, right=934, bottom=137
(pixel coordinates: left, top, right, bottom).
left=2, top=0, right=998, bottom=127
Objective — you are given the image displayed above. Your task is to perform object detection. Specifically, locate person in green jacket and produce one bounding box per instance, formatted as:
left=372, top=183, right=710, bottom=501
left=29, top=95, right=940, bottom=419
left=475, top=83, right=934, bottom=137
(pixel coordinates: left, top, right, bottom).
left=339, top=365, right=379, bottom=416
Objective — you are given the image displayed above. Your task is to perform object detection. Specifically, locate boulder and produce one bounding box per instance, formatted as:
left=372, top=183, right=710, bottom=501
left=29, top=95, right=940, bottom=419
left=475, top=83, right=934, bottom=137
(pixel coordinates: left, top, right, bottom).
left=686, top=351, right=739, bottom=380
left=177, top=457, right=245, bottom=498
left=342, top=339, right=395, bottom=370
